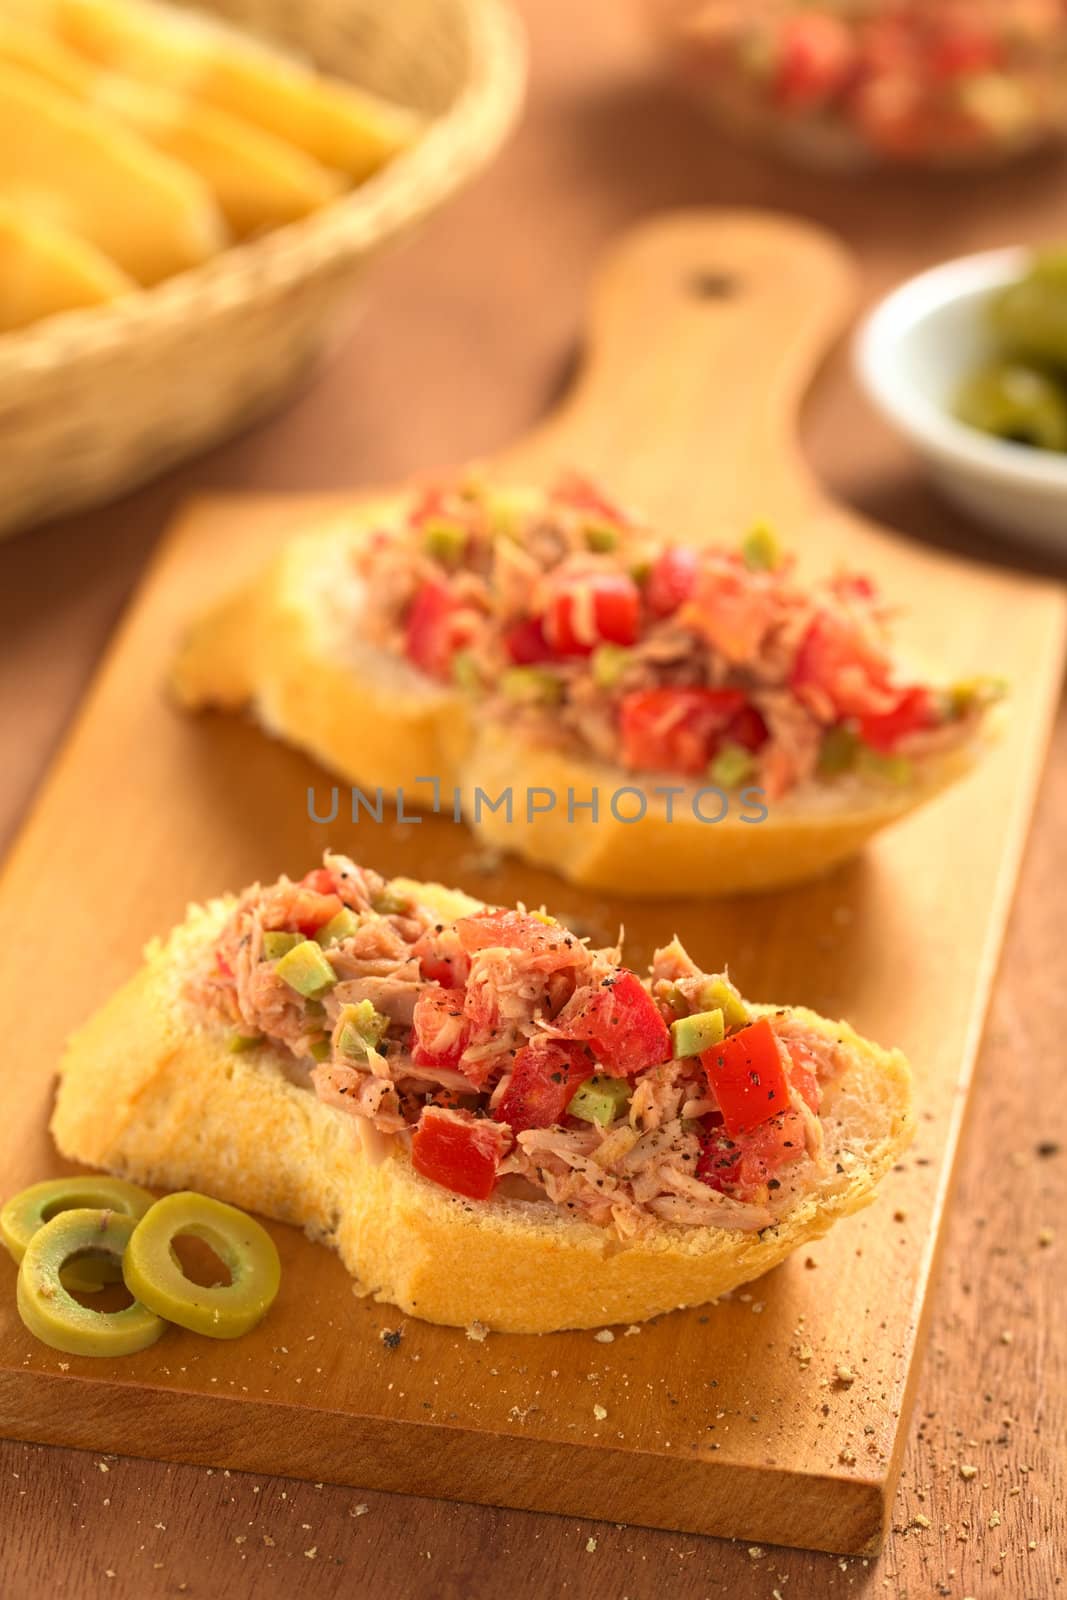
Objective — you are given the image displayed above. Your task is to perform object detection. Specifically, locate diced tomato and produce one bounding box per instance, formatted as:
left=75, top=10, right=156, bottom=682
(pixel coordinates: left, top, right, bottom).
left=493, top=1038, right=597, bottom=1134
left=646, top=547, right=698, bottom=618
left=554, top=970, right=671, bottom=1078
left=929, top=27, right=1002, bottom=81
left=544, top=574, right=640, bottom=656
left=301, top=867, right=337, bottom=897
left=774, top=12, right=856, bottom=110
left=619, top=687, right=748, bottom=776
left=414, top=928, right=470, bottom=991
left=552, top=472, right=631, bottom=528
left=504, top=616, right=554, bottom=665
left=701, top=1017, right=792, bottom=1138
left=684, top=562, right=778, bottom=664
left=857, top=686, right=939, bottom=753
left=411, top=985, right=469, bottom=1070
left=698, top=1110, right=806, bottom=1198
left=411, top=1107, right=511, bottom=1201
left=215, top=950, right=234, bottom=979
left=407, top=486, right=450, bottom=527
left=727, top=703, right=770, bottom=753
left=790, top=611, right=895, bottom=719
left=404, top=581, right=463, bottom=681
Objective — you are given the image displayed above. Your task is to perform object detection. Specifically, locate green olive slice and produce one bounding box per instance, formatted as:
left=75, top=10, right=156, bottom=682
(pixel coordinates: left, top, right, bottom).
left=123, top=1192, right=281, bottom=1339
left=17, top=1210, right=166, bottom=1357
left=2, top=1177, right=155, bottom=1293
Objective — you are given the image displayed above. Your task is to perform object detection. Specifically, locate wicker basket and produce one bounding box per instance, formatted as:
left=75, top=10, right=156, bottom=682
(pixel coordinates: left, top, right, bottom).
left=0, top=0, right=526, bottom=538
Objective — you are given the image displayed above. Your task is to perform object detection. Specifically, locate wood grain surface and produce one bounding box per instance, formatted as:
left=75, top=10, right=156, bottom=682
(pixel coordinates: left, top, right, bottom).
left=0, top=1, right=1065, bottom=1596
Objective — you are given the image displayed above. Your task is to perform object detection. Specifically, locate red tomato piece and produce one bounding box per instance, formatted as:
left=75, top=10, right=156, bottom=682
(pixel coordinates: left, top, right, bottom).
left=790, top=612, right=895, bottom=719
left=619, top=686, right=748, bottom=776
left=411, top=985, right=469, bottom=1070
left=929, top=27, right=1002, bottom=81
left=411, top=1108, right=511, bottom=1201
left=857, top=686, right=938, bottom=753
left=727, top=702, right=770, bottom=753
left=554, top=970, right=672, bottom=1078
left=414, top=928, right=471, bottom=991
left=544, top=574, right=640, bottom=656
left=301, top=867, right=337, bottom=896
left=493, top=1038, right=597, bottom=1134
left=404, top=581, right=462, bottom=681
left=701, top=1017, right=792, bottom=1138
left=504, top=616, right=554, bottom=665
left=646, top=547, right=698, bottom=618
left=697, top=1110, right=806, bottom=1197
left=407, top=486, right=449, bottom=527
left=785, top=1041, right=821, bottom=1113
left=454, top=909, right=578, bottom=967
left=552, top=472, right=631, bottom=527
left=774, top=12, right=856, bottom=110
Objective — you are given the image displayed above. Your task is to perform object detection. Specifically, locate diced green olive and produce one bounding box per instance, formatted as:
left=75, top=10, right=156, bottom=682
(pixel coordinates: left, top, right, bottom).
left=2, top=1177, right=155, bottom=1294
left=227, top=1031, right=263, bottom=1054
left=371, top=886, right=412, bottom=917
left=451, top=650, right=482, bottom=693
left=335, top=1000, right=388, bottom=1059
left=708, top=742, right=756, bottom=789
left=584, top=520, right=619, bottom=553
left=123, top=1192, right=281, bottom=1340
left=818, top=724, right=859, bottom=777
left=956, top=363, right=1067, bottom=451
left=696, top=975, right=749, bottom=1030
left=591, top=644, right=631, bottom=689
left=949, top=675, right=1010, bottom=716
left=990, top=279, right=1067, bottom=370
left=741, top=521, right=783, bottom=571
left=500, top=666, right=564, bottom=706
left=567, top=1076, right=631, bottom=1126
left=17, top=1209, right=166, bottom=1356
left=422, top=519, right=467, bottom=564
left=857, top=747, right=913, bottom=785
left=273, top=939, right=336, bottom=998
left=670, top=1007, right=725, bottom=1057
left=262, top=930, right=304, bottom=961
left=315, top=908, right=360, bottom=947
left=486, top=488, right=539, bottom=540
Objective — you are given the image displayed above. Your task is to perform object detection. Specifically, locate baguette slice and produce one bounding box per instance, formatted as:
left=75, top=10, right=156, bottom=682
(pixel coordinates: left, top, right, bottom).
left=171, top=511, right=992, bottom=897
left=52, top=880, right=914, bottom=1334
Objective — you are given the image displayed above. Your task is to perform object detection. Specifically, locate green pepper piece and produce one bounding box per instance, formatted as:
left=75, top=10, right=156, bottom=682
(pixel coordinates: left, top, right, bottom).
left=949, top=675, right=1010, bottom=716
left=262, top=930, right=304, bottom=961
left=708, top=742, right=756, bottom=789
left=308, top=1038, right=331, bottom=1062
left=422, top=519, right=467, bottom=564
left=818, top=724, right=859, bottom=777
left=17, top=1209, right=166, bottom=1356
left=315, top=908, right=360, bottom=948
left=670, top=1008, right=726, bottom=1058
left=500, top=666, right=564, bottom=706
left=371, top=886, right=412, bottom=917
left=741, top=521, right=783, bottom=571
left=956, top=363, right=1067, bottom=451
left=451, top=650, right=482, bottom=694
left=696, top=975, right=749, bottom=1031
left=273, top=940, right=336, bottom=999
left=591, top=644, right=631, bottom=689
left=227, top=1031, right=263, bottom=1054
left=856, top=747, right=913, bottom=785
left=584, top=520, right=619, bottom=553
left=336, top=1000, right=389, bottom=1059
left=567, top=1076, right=632, bottom=1127
left=123, top=1192, right=281, bottom=1340
left=2, top=1177, right=155, bottom=1294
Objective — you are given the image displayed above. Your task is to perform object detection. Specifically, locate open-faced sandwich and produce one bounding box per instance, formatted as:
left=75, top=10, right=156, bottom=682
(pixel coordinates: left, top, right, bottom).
left=172, top=474, right=1003, bottom=896
left=52, top=853, right=914, bottom=1332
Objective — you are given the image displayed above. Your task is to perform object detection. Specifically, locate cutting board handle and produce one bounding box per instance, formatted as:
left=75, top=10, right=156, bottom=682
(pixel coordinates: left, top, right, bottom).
left=506, top=209, right=858, bottom=533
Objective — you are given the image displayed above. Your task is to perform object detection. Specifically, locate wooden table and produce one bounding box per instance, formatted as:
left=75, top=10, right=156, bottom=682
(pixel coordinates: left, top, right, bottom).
left=1, top=2, right=1064, bottom=1595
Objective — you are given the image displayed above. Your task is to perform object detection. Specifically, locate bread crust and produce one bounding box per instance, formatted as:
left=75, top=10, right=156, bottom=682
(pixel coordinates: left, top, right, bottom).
left=170, top=515, right=988, bottom=896
left=51, top=894, right=915, bottom=1333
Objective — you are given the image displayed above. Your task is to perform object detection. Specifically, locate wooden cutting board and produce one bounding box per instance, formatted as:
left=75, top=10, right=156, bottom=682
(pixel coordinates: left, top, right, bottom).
left=0, top=212, right=1063, bottom=1557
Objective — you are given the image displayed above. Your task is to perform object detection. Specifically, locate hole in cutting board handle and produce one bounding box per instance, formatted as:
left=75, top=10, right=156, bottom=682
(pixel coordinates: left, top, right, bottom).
left=687, top=270, right=740, bottom=300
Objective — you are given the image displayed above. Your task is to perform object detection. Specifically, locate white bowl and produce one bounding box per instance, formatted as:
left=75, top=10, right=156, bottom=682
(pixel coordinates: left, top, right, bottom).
left=855, top=247, right=1067, bottom=550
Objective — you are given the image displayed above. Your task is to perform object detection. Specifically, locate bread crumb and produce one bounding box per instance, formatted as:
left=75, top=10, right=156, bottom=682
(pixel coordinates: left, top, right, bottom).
left=989, top=1511, right=1001, bottom=1528
left=586, top=1537, right=597, bottom=1553
left=834, top=1365, right=856, bottom=1387
left=959, top=1464, right=978, bottom=1480
left=804, top=1257, right=817, bottom=1269
left=304, top=1547, right=317, bottom=1559
left=593, top=1405, right=608, bottom=1421
left=748, top=1546, right=764, bottom=1560
left=97, top=1463, right=109, bottom=1473
left=594, top=1330, right=615, bottom=1343
left=1038, top=1227, right=1054, bottom=1247
left=623, top=1325, right=642, bottom=1336
left=911, top=1513, right=931, bottom=1530
left=1028, top=1540, right=1038, bottom=1550
left=350, top=1504, right=369, bottom=1518
left=466, top=1321, right=489, bottom=1343
left=999, top=1330, right=1013, bottom=1345
left=839, top=1448, right=856, bottom=1465
left=380, top=1328, right=403, bottom=1350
